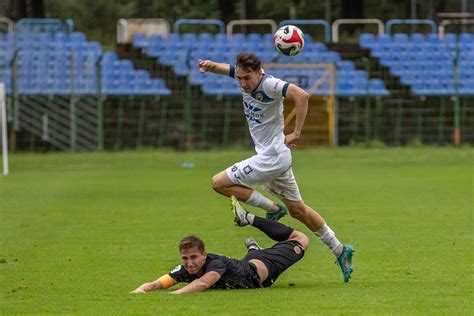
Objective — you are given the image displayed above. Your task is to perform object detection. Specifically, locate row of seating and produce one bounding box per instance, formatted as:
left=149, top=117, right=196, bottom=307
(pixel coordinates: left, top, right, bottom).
left=360, top=32, right=474, bottom=95
left=0, top=32, right=171, bottom=95
left=133, top=32, right=390, bottom=96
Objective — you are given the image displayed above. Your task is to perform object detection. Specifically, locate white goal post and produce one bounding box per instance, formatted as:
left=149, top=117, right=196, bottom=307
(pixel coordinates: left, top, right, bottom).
left=0, top=83, right=8, bottom=176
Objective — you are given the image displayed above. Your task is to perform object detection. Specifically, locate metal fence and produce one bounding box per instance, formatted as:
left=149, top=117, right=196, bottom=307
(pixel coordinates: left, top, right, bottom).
left=6, top=57, right=474, bottom=151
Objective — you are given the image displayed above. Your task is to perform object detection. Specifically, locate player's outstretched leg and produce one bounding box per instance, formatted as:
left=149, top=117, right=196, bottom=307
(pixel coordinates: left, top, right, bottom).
left=244, top=237, right=262, bottom=251
left=336, top=245, right=355, bottom=282
left=231, top=195, right=294, bottom=242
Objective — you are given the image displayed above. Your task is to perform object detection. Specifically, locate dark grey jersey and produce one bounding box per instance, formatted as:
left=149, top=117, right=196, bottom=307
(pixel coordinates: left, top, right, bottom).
left=168, top=253, right=261, bottom=289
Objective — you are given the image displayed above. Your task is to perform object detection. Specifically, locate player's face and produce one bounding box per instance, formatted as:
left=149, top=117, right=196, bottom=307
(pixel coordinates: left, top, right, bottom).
left=180, top=247, right=207, bottom=275
left=236, top=67, right=262, bottom=93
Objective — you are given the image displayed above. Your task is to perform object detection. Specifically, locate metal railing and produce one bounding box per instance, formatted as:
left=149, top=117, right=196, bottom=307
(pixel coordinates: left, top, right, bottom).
left=227, top=19, right=277, bottom=35
left=332, top=19, right=384, bottom=43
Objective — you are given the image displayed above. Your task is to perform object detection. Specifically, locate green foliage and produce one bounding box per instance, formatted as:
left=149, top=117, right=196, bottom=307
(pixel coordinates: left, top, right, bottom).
left=0, top=148, right=473, bottom=314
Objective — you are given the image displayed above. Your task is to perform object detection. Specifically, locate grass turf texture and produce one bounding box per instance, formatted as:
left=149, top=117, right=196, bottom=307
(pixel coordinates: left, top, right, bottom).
left=0, top=148, right=472, bottom=315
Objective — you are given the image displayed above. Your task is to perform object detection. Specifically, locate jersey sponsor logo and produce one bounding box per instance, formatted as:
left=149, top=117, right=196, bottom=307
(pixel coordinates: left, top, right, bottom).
left=171, top=265, right=182, bottom=273
left=294, top=245, right=301, bottom=254
left=243, top=165, right=253, bottom=174
left=243, top=100, right=263, bottom=124
left=273, top=80, right=280, bottom=90
left=293, top=243, right=304, bottom=254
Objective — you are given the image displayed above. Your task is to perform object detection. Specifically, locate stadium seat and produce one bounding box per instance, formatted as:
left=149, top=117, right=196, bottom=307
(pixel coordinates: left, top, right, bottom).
left=368, top=79, right=389, bottom=96
left=360, top=33, right=376, bottom=49
left=393, top=33, right=410, bottom=43
left=132, top=33, right=148, bottom=48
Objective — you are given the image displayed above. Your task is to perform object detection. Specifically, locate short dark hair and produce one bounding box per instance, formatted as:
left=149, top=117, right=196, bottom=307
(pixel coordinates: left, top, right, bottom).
left=236, top=52, right=261, bottom=72
left=179, top=235, right=205, bottom=253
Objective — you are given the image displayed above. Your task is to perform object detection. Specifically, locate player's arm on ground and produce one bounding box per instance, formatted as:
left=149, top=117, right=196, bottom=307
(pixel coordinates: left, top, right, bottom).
left=284, top=84, right=310, bottom=147
left=198, top=59, right=230, bottom=76
left=130, top=274, right=177, bottom=293
left=170, top=271, right=221, bottom=295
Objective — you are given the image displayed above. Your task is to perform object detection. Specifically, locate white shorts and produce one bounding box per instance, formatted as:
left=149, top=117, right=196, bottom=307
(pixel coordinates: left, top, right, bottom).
left=225, top=150, right=302, bottom=201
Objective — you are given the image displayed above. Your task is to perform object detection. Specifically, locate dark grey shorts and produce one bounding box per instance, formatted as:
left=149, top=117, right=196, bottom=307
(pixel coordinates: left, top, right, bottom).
left=243, top=240, right=305, bottom=287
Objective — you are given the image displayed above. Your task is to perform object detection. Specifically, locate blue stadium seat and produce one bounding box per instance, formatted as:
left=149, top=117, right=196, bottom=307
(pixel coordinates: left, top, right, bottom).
left=182, top=32, right=198, bottom=44
left=360, top=33, right=376, bottom=49
left=198, top=32, right=214, bottom=44
left=410, top=32, right=425, bottom=44
left=71, top=32, right=86, bottom=43
left=459, top=32, right=474, bottom=43
left=377, top=34, right=392, bottom=46
left=247, top=33, right=262, bottom=44
left=149, top=34, right=164, bottom=47
left=393, top=33, right=410, bottom=43
left=132, top=33, right=148, bottom=48
left=368, top=79, right=389, bottom=96
left=215, top=33, right=228, bottom=43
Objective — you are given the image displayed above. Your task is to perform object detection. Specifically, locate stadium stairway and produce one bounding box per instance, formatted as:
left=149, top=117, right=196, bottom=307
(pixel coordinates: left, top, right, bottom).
left=327, top=42, right=411, bottom=97
left=284, top=96, right=333, bottom=146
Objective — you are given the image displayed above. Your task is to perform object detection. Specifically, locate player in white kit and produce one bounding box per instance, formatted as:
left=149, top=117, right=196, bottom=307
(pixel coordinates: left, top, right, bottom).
left=198, top=52, right=354, bottom=282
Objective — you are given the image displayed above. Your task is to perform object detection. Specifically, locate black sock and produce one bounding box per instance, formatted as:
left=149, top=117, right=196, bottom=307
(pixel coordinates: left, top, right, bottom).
left=252, top=216, right=293, bottom=242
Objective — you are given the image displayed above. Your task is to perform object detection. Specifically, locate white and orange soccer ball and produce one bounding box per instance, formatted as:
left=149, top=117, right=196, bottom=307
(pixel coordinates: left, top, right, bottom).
left=273, top=25, right=305, bottom=56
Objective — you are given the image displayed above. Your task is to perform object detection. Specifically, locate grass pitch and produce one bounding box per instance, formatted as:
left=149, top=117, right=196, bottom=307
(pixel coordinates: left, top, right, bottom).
left=0, top=148, right=472, bottom=315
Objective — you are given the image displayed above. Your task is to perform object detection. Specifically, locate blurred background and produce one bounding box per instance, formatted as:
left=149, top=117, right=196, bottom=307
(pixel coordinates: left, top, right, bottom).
left=0, top=0, right=473, bottom=152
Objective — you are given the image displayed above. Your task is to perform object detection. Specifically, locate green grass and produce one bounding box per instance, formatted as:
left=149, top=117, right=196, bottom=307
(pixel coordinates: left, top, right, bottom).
left=0, top=148, right=473, bottom=315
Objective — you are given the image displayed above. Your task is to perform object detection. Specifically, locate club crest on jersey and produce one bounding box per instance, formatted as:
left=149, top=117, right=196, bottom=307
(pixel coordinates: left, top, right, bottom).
left=243, top=100, right=263, bottom=124
left=254, top=92, right=263, bottom=101
left=171, top=265, right=182, bottom=273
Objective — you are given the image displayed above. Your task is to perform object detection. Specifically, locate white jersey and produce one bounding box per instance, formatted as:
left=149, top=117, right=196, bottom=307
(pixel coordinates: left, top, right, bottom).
left=230, top=66, right=290, bottom=155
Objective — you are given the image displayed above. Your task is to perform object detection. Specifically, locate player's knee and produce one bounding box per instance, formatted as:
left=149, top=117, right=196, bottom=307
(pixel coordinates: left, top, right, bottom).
left=211, top=174, right=228, bottom=194
left=211, top=175, right=222, bottom=192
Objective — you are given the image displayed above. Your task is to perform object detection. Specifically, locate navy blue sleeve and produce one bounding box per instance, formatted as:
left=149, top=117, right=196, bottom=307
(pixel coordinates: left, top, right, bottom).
left=282, top=82, right=290, bottom=97
left=229, top=65, right=235, bottom=78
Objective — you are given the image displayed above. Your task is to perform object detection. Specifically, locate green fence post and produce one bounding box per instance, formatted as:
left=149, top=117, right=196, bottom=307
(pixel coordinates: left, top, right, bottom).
left=114, top=97, right=125, bottom=149
left=374, top=96, right=382, bottom=141
left=453, top=94, right=461, bottom=146
left=158, top=97, right=167, bottom=147
left=96, top=57, right=104, bottom=150
left=136, top=97, right=146, bottom=147
left=182, top=80, right=193, bottom=150
left=352, top=98, right=360, bottom=142
left=364, top=95, right=371, bottom=143
left=223, top=97, right=231, bottom=147
left=395, top=99, right=403, bottom=146
left=200, top=97, right=209, bottom=145
left=416, top=97, right=424, bottom=142
left=438, top=96, right=445, bottom=145
left=69, top=94, right=77, bottom=151
left=362, top=57, right=372, bottom=143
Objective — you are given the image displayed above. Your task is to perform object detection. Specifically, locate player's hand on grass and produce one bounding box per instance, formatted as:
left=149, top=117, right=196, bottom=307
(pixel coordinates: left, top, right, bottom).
left=130, top=289, right=146, bottom=294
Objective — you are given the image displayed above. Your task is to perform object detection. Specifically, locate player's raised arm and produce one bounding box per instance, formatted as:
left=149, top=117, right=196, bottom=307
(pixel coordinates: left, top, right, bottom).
left=170, top=271, right=221, bottom=295
left=198, top=59, right=231, bottom=76
left=284, top=84, right=310, bottom=148
left=130, top=274, right=177, bottom=293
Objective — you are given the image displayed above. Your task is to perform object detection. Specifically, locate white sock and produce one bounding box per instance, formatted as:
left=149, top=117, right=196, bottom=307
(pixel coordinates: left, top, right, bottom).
left=246, top=212, right=255, bottom=225
left=314, top=223, right=344, bottom=257
left=245, top=190, right=278, bottom=212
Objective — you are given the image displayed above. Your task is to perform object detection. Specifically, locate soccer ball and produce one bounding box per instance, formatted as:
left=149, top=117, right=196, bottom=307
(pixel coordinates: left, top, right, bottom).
left=273, top=25, right=305, bottom=56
